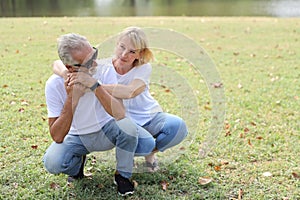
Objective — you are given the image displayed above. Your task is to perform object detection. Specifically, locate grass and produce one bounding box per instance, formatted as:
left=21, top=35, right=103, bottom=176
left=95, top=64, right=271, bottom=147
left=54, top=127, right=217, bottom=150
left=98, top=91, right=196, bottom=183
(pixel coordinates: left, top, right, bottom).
left=0, top=17, right=299, bottom=199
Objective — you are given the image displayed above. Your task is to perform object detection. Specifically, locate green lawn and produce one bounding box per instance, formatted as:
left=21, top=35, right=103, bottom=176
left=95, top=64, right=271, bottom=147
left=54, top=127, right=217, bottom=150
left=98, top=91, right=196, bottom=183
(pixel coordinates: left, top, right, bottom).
left=0, top=17, right=299, bottom=199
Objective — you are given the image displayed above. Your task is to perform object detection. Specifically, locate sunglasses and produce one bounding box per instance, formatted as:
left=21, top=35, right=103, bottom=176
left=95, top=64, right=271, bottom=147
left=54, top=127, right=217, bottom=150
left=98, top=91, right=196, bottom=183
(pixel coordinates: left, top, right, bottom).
left=68, top=47, right=98, bottom=69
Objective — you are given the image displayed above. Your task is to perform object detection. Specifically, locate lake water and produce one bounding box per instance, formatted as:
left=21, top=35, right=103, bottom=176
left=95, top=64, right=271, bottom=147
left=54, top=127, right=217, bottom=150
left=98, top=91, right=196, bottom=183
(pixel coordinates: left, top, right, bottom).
left=1, top=0, right=300, bottom=17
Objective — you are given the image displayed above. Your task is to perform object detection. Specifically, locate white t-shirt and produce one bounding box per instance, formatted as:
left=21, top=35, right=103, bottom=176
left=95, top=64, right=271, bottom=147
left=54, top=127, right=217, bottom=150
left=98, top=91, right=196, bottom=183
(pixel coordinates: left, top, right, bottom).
left=113, top=62, right=163, bottom=126
left=45, top=62, right=117, bottom=135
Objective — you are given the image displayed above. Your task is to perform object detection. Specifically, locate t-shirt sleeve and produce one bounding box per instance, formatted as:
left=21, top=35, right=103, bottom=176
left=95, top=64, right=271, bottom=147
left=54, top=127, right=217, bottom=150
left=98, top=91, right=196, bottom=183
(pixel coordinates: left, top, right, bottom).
left=132, top=63, right=152, bottom=85
left=45, top=79, right=65, bottom=118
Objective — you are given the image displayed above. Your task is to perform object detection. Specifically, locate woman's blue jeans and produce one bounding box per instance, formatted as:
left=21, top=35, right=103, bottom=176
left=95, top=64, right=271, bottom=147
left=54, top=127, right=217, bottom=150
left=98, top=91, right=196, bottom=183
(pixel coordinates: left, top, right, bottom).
left=43, top=118, right=155, bottom=179
left=142, top=112, right=188, bottom=152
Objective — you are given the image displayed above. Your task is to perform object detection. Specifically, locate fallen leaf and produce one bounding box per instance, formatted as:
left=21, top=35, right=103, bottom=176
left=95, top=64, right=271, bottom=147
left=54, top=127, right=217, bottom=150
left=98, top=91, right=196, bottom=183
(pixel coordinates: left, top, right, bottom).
left=97, top=184, right=104, bottom=189
left=50, top=182, right=60, bottom=190
left=225, top=130, right=231, bottom=137
left=233, top=52, right=239, bottom=56
left=224, top=123, right=230, bottom=130
left=165, top=89, right=170, bottom=93
left=262, top=172, right=272, bottom=177
left=211, top=82, right=223, bottom=88
left=198, top=177, right=212, bottom=185
left=2, top=84, right=8, bottom=88
left=31, top=145, right=38, bottom=149
left=256, top=136, right=263, bottom=140
left=18, top=108, right=25, bottom=113
left=244, top=127, right=249, bottom=133
left=292, top=172, right=300, bottom=179
left=179, top=146, right=185, bottom=151
left=248, top=139, right=252, bottom=146
left=21, top=101, right=29, bottom=106
left=220, top=160, right=229, bottom=165
left=161, top=180, right=169, bottom=191
left=132, top=180, right=138, bottom=188
left=250, top=121, right=257, bottom=126
left=214, top=166, right=221, bottom=171
left=204, top=104, right=211, bottom=110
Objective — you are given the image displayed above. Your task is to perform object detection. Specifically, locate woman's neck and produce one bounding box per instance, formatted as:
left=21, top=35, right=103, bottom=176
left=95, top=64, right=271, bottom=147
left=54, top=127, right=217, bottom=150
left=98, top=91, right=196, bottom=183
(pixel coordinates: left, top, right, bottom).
left=113, top=59, right=133, bottom=75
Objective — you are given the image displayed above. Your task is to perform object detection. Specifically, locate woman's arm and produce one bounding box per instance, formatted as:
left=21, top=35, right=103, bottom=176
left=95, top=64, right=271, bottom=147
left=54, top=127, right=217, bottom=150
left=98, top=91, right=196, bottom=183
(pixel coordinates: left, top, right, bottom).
left=53, top=60, right=68, bottom=80
left=102, top=79, right=146, bottom=99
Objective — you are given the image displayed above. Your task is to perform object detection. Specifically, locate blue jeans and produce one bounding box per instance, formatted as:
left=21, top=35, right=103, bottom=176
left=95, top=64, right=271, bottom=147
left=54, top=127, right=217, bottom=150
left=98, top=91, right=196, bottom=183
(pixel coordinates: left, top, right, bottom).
left=43, top=118, right=155, bottom=179
left=142, top=112, right=188, bottom=152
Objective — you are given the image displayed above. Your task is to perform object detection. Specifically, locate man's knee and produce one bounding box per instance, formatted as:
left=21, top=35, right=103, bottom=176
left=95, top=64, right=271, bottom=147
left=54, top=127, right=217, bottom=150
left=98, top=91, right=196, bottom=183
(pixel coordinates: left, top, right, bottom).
left=116, top=118, right=138, bottom=137
left=43, top=152, right=63, bottom=174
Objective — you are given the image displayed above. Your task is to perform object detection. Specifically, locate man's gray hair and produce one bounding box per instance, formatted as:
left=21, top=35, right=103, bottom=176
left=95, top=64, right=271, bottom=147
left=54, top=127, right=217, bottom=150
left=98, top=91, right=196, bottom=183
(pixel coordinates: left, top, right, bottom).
left=57, top=33, right=91, bottom=65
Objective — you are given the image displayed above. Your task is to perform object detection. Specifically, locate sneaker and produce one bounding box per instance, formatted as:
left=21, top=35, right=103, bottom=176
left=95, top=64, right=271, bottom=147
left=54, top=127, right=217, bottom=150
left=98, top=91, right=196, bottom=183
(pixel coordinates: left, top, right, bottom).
left=67, top=155, right=86, bottom=183
left=114, top=174, right=134, bottom=196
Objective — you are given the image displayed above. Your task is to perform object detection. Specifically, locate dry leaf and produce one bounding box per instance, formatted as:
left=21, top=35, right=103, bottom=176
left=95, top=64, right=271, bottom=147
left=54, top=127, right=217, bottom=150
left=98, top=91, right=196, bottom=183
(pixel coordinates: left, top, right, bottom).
left=292, top=172, right=300, bottom=179
left=132, top=180, right=138, bottom=188
left=256, top=136, right=263, bottom=140
left=214, top=166, right=221, bottom=171
left=211, top=82, right=223, bottom=88
left=220, top=160, right=229, bottom=165
left=2, top=84, right=8, bottom=88
left=198, top=177, right=212, bottom=185
left=244, top=127, right=249, bottom=133
left=50, top=182, right=60, bottom=190
left=31, top=145, right=38, bottom=149
left=250, top=121, right=257, bottom=126
left=224, top=123, right=230, bottom=130
left=21, top=101, right=29, bottom=106
left=18, top=108, right=25, bottom=113
left=248, top=139, right=252, bottom=146
left=161, top=180, right=169, bottom=191
left=204, top=104, right=211, bottom=110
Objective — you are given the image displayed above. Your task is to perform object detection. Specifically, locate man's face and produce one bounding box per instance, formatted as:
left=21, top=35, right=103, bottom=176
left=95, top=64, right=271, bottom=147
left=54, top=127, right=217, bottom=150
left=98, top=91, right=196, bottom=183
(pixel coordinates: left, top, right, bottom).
left=66, top=46, right=98, bottom=74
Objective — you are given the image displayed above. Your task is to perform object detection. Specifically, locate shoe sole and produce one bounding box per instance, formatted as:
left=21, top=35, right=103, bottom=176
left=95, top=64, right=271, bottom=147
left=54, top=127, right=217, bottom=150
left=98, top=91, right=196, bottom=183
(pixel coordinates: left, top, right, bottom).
left=113, top=180, right=134, bottom=196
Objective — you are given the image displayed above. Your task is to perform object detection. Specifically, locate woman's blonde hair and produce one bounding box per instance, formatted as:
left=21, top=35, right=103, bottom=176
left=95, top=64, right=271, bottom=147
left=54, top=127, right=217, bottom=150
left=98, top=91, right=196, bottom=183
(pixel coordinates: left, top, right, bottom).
left=117, top=26, right=153, bottom=67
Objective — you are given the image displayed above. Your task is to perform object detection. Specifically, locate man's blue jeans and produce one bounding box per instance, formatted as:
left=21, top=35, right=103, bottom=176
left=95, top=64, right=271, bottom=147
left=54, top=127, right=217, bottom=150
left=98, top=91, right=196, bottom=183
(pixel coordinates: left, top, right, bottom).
left=43, top=118, right=155, bottom=179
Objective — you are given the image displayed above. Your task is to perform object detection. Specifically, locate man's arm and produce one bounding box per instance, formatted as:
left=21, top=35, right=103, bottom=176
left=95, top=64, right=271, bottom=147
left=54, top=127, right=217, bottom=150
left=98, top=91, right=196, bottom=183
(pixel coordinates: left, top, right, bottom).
left=68, top=72, right=126, bottom=120
left=48, top=81, right=86, bottom=143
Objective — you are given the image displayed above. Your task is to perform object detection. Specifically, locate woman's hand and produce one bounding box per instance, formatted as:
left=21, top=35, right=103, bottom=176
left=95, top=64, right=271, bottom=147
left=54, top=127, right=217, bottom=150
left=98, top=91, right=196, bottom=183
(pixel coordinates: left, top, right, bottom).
left=67, top=72, right=97, bottom=88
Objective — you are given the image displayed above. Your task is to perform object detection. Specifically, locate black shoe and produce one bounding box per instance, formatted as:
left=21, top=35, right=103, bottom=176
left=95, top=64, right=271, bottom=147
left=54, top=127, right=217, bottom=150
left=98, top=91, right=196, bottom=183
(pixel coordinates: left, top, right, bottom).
left=114, top=174, right=134, bottom=196
left=67, top=155, right=86, bottom=183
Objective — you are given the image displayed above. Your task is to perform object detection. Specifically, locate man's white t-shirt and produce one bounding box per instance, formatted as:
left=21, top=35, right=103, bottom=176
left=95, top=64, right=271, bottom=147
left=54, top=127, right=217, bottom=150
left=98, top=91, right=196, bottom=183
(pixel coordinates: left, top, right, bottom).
left=45, top=61, right=117, bottom=135
left=113, top=62, right=163, bottom=126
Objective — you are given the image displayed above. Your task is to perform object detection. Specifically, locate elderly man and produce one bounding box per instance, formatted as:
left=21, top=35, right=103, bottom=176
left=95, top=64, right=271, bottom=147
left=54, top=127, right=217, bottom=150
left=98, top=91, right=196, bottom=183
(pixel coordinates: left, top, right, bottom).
left=43, top=33, right=155, bottom=196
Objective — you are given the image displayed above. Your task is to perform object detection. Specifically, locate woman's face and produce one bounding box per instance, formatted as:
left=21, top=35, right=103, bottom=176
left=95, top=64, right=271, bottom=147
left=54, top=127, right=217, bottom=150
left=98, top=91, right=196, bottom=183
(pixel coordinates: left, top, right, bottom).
left=114, top=36, right=140, bottom=68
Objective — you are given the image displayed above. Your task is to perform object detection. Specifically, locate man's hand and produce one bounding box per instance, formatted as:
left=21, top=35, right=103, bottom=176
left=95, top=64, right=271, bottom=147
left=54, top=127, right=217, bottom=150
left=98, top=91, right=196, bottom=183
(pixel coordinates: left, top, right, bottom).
left=67, top=72, right=97, bottom=88
left=65, top=78, right=87, bottom=103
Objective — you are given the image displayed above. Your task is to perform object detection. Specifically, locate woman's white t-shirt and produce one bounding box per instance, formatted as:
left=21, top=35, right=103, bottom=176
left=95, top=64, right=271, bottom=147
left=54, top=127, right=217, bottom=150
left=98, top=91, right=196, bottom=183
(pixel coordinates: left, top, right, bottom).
left=113, top=62, right=163, bottom=126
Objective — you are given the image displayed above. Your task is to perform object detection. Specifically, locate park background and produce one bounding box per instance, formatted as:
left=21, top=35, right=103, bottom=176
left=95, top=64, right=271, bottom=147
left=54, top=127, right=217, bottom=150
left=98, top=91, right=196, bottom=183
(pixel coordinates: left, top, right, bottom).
left=0, top=0, right=299, bottom=199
